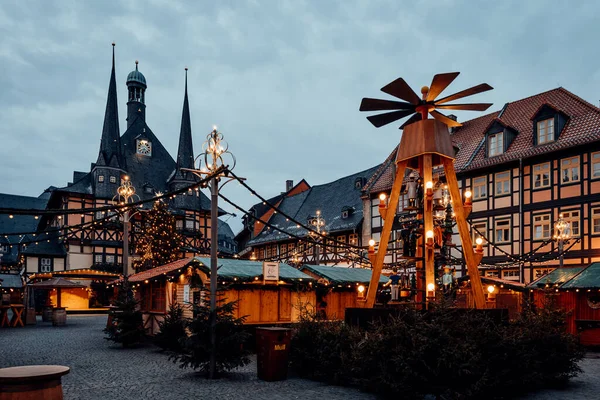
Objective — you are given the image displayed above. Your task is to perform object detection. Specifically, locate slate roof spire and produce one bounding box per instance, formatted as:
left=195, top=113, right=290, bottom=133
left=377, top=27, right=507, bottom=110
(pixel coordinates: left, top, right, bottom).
left=96, top=43, right=126, bottom=170
left=176, top=67, right=194, bottom=171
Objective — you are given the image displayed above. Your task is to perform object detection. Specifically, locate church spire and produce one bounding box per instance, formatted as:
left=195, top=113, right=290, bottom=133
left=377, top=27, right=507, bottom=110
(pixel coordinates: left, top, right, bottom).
left=96, top=43, right=125, bottom=170
left=176, top=67, right=194, bottom=170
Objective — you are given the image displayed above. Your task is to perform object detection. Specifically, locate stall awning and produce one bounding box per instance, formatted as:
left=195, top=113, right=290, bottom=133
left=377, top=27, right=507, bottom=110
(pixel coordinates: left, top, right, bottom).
left=194, top=257, right=313, bottom=283
left=480, top=276, right=527, bottom=291
left=128, top=258, right=198, bottom=283
left=300, top=264, right=389, bottom=285
left=0, top=273, right=24, bottom=289
left=561, top=263, right=600, bottom=289
left=526, top=266, right=585, bottom=289
left=28, top=278, right=86, bottom=289
left=29, top=269, right=121, bottom=282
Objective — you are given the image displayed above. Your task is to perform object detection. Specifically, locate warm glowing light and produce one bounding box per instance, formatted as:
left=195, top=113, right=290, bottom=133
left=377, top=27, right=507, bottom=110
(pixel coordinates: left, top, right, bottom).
left=425, top=181, right=433, bottom=190
left=464, top=190, right=472, bottom=199
left=368, top=239, right=375, bottom=247
left=475, top=237, right=483, bottom=246
left=427, top=283, right=435, bottom=292
left=425, top=230, right=434, bottom=239
left=358, top=285, right=365, bottom=293
left=379, top=193, right=387, bottom=201
left=487, top=285, right=495, bottom=294
left=213, top=125, right=218, bottom=131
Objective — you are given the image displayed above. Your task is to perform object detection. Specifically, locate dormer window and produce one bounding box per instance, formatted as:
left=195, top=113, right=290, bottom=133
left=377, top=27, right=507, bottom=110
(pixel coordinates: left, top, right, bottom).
left=488, top=132, right=504, bottom=157
left=537, top=118, right=555, bottom=144
left=98, top=175, right=105, bottom=183
left=109, top=176, right=117, bottom=183
left=341, top=210, right=349, bottom=219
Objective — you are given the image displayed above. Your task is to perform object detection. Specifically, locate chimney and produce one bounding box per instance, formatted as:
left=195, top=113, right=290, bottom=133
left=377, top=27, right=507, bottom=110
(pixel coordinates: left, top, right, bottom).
left=286, top=180, right=294, bottom=192
left=447, top=114, right=458, bottom=134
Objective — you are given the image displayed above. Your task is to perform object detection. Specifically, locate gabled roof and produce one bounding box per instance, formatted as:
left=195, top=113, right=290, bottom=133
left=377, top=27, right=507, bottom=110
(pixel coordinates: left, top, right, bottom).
left=21, top=230, right=66, bottom=257
left=194, top=257, right=313, bottom=282
left=128, top=257, right=196, bottom=282
left=452, top=87, right=600, bottom=171
left=300, top=264, right=389, bottom=285
left=527, top=266, right=585, bottom=288
left=0, top=273, right=24, bottom=288
left=29, top=277, right=86, bottom=289
left=562, top=263, right=600, bottom=289
left=246, top=165, right=380, bottom=246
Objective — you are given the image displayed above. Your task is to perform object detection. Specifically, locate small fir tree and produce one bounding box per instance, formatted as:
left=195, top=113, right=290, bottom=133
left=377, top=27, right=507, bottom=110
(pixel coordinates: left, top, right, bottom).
left=155, top=302, right=187, bottom=352
left=104, top=279, right=146, bottom=347
left=134, top=200, right=182, bottom=272
left=172, top=290, right=251, bottom=376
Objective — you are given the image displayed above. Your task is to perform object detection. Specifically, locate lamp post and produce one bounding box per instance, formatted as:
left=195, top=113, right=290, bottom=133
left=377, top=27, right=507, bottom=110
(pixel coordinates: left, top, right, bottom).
left=308, top=210, right=326, bottom=266
left=183, top=126, right=240, bottom=379
left=114, top=176, right=139, bottom=276
left=553, top=213, right=571, bottom=268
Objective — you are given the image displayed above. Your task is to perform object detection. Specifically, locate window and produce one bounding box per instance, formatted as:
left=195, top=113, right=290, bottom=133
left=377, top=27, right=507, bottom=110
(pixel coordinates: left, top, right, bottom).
left=495, top=219, right=511, bottom=243
left=349, top=234, right=358, bottom=246
left=471, top=220, right=487, bottom=244
left=537, top=118, right=555, bottom=144
left=503, top=270, right=520, bottom=279
left=266, top=245, right=272, bottom=259
left=593, top=208, right=600, bottom=235
left=561, top=157, right=580, bottom=183
left=98, top=175, right=104, bottom=183
left=342, top=210, right=349, bottom=219
left=109, top=176, right=117, bottom=183
left=592, top=152, right=600, bottom=179
left=533, top=162, right=550, bottom=188
left=485, top=271, right=499, bottom=278
left=136, top=139, right=152, bottom=156
left=94, top=254, right=103, bottom=264
left=0, top=245, right=8, bottom=253
left=495, top=171, right=510, bottom=195
left=561, top=210, right=580, bottom=237
left=473, top=177, right=487, bottom=200
left=39, top=258, right=53, bottom=273
left=106, top=255, right=115, bottom=264
left=533, top=214, right=551, bottom=240
left=488, top=132, right=504, bottom=157
left=185, top=220, right=195, bottom=230
left=535, top=268, right=552, bottom=279
left=176, top=220, right=183, bottom=229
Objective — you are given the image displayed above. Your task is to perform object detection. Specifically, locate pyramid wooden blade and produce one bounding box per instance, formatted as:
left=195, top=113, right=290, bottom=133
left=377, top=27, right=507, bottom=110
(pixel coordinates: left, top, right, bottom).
left=367, top=109, right=415, bottom=128
left=436, top=103, right=493, bottom=111
left=360, top=98, right=415, bottom=112
left=399, top=113, right=422, bottom=130
left=430, top=110, right=462, bottom=127
left=426, top=72, right=460, bottom=102
left=435, top=83, right=493, bottom=105
left=380, top=77, right=421, bottom=105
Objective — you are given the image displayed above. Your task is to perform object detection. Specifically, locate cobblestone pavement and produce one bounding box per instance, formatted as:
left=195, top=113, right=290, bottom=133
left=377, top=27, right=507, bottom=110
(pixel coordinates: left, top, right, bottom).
left=0, top=315, right=374, bottom=400
left=1, top=315, right=599, bottom=399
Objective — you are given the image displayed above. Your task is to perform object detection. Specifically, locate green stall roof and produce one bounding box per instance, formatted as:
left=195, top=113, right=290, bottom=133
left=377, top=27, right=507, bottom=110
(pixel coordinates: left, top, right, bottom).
left=527, top=266, right=585, bottom=288
left=561, top=263, right=600, bottom=289
left=193, top=257, right=313, bottom=283
left=300, top=264, right=389, bottom=285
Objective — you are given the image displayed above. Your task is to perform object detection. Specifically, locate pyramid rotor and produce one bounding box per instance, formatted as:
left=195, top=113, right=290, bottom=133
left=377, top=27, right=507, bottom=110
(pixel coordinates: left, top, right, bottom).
left=359, top=72, right=493, bottom=128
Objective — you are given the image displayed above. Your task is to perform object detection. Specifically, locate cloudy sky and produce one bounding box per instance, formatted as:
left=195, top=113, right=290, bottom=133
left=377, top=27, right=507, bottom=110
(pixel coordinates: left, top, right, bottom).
left=1, top=0, right=599, bottom=233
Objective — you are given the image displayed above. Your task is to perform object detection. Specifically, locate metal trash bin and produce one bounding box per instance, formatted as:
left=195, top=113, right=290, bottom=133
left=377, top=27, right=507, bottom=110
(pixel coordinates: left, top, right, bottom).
left=256, top=327, right=292, bottom=381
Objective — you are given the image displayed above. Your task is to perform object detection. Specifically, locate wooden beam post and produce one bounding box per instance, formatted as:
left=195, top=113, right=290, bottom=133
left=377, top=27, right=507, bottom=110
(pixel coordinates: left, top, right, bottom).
left=442, top=158, right=486, bottom=309
left=364, top=160, right=408, bottom=308
left=422, top=154, right=435, bottom=300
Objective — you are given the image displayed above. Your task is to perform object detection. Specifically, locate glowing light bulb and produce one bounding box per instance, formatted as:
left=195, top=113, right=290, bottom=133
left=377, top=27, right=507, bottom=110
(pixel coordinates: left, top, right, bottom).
left=487, top=285, right=495, bottom=294
left=465, top=190, right=472, bottom=199
left=426, top=230, right=434, bottom=239
left=425, top=181, right=433, bottom=190
left=475, top=237, right=483, bottom=246
left=379, top=193, right=387, bottom=201
left=358, top=285, right=365, bottom=293
left=368, top=239, right=375, bottom=247
left=427, top=283, right=435, bottom=292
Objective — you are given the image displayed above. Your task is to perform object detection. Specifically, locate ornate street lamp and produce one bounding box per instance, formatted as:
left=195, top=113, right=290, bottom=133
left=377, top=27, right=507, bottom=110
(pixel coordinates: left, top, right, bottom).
left=114, top=176, right=140, bottom=276
left=307, top=210, right=326, bottom=266
left=553, top=213, right=571, bottom=268
left=183, top=126, right=241, bottom=379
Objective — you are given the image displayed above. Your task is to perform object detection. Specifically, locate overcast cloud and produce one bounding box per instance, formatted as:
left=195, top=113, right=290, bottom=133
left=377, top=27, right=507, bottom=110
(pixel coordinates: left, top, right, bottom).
left=1, top=0, right=599, bottom=233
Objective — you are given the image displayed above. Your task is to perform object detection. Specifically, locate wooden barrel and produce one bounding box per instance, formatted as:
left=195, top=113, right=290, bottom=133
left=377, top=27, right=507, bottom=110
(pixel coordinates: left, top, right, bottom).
left=42, top=307, right=53, bottom=322
left=0, top=365, right=70, bottom=400
left=52, top=308, right=67, bottom=327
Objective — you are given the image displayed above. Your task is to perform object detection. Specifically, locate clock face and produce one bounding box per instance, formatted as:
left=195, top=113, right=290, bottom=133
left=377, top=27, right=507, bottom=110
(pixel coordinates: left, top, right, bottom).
left=137, top=140, right=151, bottom=156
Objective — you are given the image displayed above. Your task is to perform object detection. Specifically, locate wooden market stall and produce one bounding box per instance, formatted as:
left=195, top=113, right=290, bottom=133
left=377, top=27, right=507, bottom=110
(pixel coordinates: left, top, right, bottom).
left=127, top=257, right=316, bottom=334
left=456, top=275, right=526, bottom=319
left=299, top=264, right=389, bottom=320
left=529, top=263, right=600, bottom=346
left=29, top=278, right=87, bottom=326
left=0, top=273, right=25, bottom=328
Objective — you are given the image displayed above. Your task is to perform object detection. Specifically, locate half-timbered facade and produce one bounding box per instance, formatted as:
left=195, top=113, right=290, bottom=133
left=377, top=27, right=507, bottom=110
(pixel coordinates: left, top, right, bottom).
left=0, top=46, right=234, bottom=279
left=363, top=88, right=600, bottom=284
left=243, top=167, right=379, bottom=266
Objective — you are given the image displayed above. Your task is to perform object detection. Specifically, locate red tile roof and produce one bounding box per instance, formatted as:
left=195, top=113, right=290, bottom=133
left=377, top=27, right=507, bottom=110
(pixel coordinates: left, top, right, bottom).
left=366, top=87, right=600, bottom=191
left=128, top=258, right=195, bottom=282
left=453, top=87, right=600, bottom=171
